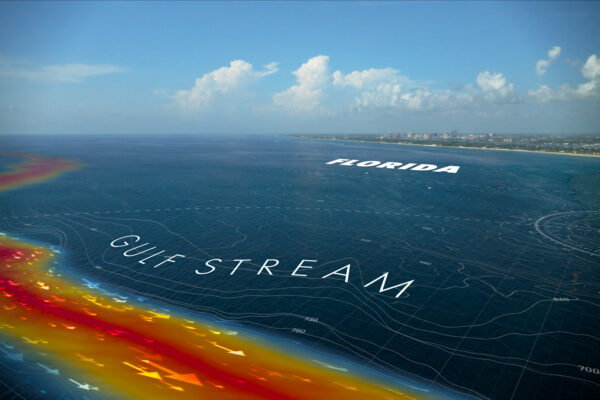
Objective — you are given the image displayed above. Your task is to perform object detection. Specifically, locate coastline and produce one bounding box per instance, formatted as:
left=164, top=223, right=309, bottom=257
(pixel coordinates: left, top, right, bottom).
left=296, top=137, right=600, bottom=158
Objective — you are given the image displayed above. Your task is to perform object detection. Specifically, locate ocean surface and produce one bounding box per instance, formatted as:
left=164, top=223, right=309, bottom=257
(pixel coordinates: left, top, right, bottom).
left=1, top=134, right=599, bottom=399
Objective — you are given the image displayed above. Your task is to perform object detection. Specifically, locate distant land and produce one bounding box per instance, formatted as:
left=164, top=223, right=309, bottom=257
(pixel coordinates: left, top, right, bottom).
left=292, top=132, right=600, bottom=157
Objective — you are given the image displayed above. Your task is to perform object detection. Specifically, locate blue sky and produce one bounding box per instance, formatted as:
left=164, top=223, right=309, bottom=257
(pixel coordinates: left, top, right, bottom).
left=1, top=1, right=599, bottom=134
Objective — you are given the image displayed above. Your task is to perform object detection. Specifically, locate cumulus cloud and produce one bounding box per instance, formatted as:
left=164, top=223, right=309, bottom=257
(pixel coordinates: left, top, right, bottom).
left=527, top=85, right=555, bottom=103
left=398, top=88, right=444, bottom=111
left=273, top=55, right=330, bottom=113
left=477, top=71, right=507, bottom=91
left=581, top=55, right=600, bottom=81
left=175, top=60, right=278, bottom=110
left=333, top=66, right=434, bottom=111
left=333, top=67, right=404, bottom=89
left=536, top=46, right=561, bottom=75
left=529, top=54, right=600, bottom=102
left=0, top=58, right=124, bottom=83
left=548, top=46, right=562, bottom=60
left=576, top=54, right=600, bottom=97
left=354, top=83, right=404, bottom=109
left=476, top=71, right=516, bottom=102
left=353, top=85, right=458, bottom=112
left=535, top=59, right=550, bottom=76
left=338, top=68, right=515, bottom=112
left=169, top=52, right=595, bottom=118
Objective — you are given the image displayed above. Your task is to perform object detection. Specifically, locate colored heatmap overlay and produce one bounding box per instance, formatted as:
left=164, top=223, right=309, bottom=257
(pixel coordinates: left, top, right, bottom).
left=0, top=236, right=430, bottom=400
left=0, top=154, right=434, bottom=399
left=0, top=152, right=82, bottom=192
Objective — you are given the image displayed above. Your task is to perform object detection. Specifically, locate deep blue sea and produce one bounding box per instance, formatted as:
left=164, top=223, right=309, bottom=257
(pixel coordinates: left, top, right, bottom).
left=1, top=134, right=599, bottom=399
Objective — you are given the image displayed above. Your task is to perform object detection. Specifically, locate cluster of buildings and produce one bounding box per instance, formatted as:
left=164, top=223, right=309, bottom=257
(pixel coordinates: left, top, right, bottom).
left=379, top=130, right=495, bottom=141
left=369, top=132, right=600, bottom=155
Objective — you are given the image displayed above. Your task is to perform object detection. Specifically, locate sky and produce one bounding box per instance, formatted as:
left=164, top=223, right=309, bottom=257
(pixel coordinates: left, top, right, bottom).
left=0, top=1, right=599, bottom=135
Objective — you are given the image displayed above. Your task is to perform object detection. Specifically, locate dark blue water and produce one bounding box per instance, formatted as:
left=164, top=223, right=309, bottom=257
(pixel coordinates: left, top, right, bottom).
left=1, top=134, right=599, bottom=400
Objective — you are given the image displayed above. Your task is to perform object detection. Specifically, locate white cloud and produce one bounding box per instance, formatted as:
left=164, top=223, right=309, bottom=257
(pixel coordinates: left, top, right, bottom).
left=577, top=54, right=599, bottom=97
left=529, top=54, right=600, bottom=102
left=354, top=83, right=404, bottom=109
left=333, top=65, right=515, bottom=112
left=399, top=88, right=439, bottom=111
left=350, top=69, right=517, bottom=112
left=273, top=55, right=330, bottom=113
left=527, top=85, right=554, bottom=103
left=354, top=84, right=459, bottom=112
left=536, top=59, right=550, bottom=76
left=175, top=60, right=277, bottom=110
left=334, top=66, right=430, bottom=111
left=536, top=46, right=561, bottom=75
left=581, top=54, right=600, bottom=80
left=476, top=71, right=516, bottom=101
left=477, top=71, right=506, bottom=91
left=548, top=46, right=562, bottom=60
left=38, top=64, right=123, bottom=82
left=270, top=56, right=528, bottom=116
left=333, top=67, right=404, bottom=89
left=0, top=59, right=124, bottom=82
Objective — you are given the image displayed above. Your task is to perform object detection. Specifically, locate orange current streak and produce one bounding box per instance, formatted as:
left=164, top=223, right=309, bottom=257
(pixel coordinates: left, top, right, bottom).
left=0, top=237, right=433, bottom=400
left=0, top=154, right=434, bottom=399
left=0, top=152, right=82, bottom=192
